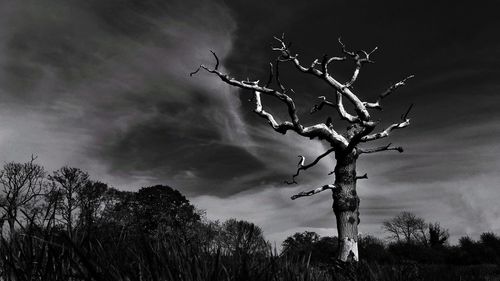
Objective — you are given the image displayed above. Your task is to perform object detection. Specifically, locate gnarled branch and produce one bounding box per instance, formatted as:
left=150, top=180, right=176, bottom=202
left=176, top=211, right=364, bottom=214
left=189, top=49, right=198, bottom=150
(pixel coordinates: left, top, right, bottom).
left=253, top=91, right=294, bottom=134
left=291, top=184, right=336, bottom=200
left=309, top=93, right=359, bottom=124
left=285, top=147, right=336, bottom=184
left=358, top=143, right=404, bottom=154
left=364, top=75, right=415, bottom=110
left=338, top=37, right=378, bottom=88
left=191, top=51, right=349, bottom=148
left=360, top=120, right=410, bottom=142
left=361, top=104, right=413, bottom=142
left=272, top=35, right=371, bottom=121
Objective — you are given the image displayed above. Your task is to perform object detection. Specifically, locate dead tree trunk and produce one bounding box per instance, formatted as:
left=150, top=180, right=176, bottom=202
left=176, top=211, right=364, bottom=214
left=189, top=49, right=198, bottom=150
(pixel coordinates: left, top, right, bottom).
left=333, top=151, right=360, bottom=261
left=192, top=35, right=414, bottom=263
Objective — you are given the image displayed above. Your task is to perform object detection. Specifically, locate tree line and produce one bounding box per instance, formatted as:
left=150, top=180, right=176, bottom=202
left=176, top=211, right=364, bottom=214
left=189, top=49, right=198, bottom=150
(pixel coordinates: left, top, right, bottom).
left=1, top=158, right=499, bottom=280
left=283, top=211, right=500, bottom=266
left=0, top=158, right=269, bottom=255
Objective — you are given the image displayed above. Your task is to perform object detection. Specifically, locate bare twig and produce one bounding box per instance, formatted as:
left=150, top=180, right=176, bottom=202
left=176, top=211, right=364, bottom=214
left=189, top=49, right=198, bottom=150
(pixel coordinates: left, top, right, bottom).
left=401, top=103, right=414, bottom=121
left=275, top=59, right=286, bottom=92
left=364, top=75, right=415, bottom=110
left=285, top=148, right=336, bottom=184
left=265, top=62, right=274, bottom=87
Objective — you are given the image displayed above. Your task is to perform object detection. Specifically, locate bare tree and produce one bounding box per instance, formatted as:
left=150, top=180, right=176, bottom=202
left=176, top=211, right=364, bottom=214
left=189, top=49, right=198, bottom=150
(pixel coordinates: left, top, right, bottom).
left=0, top=156, right=45, bottom=238
left=382, top=211, right=427, bottom=244
left=192, top=35, right=414, bottom=263
left=49, top=167, right=90, bottom=239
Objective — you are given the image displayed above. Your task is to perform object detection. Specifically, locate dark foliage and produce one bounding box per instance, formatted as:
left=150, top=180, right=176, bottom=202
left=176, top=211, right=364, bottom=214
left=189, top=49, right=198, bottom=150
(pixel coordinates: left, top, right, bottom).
left=0, top=161, right=499, bottom=280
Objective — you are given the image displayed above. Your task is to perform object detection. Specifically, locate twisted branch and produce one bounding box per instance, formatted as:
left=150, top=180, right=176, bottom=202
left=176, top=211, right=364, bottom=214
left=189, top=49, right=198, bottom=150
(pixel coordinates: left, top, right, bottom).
left=191, top=51, right=349, bottom=148
left=360, top=120, right=410, bottom=142
left=364, top=75, right=415, bottom=110
left=291, top=184, right=336, bottom=200
left=285, top=147, right=336, bottom=184
left=272, top=35, right=371, bottom=121
left=361, top=104, right=413, bottom=142
left=338, top=37, right=378, bottom=88
left=309, top=93, right=360, bottom=124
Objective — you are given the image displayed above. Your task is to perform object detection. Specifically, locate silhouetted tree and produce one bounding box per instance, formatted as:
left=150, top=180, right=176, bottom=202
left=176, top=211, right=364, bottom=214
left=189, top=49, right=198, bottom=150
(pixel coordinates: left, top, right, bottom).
left=479, top=232, right=500, bottom=263
left=458, top=236, right=483, bottom=264
left=383, top=211, right=427, bottom=244
left=132, top=185, right=201, bottom=240
left=49, top=166, right=90, bottom=239
left=194, top=34, right=414, bottom=262
left=428, top=222, right=449, bottom=248
left=0, top=157, right=45, bottom=238
left=220, top=219, right=269, bottom=257
left=282, top=231, right=320, bottom=258
left=77, top=181, right=108, bottom=237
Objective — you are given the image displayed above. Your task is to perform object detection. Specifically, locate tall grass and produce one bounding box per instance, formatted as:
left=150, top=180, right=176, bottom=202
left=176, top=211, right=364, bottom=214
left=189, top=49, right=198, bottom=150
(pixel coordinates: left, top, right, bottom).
left=1, top=230, right=499, bottom=281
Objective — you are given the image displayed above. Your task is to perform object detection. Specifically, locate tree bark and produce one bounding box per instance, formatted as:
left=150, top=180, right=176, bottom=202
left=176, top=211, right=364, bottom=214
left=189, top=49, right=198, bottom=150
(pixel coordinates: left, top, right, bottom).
left=332, top=150, right=360, bottom=262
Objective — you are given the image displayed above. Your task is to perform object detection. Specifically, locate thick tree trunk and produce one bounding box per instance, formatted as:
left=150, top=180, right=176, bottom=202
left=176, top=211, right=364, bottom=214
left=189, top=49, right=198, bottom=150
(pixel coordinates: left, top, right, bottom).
left=332, top=150, right=360, bottom=263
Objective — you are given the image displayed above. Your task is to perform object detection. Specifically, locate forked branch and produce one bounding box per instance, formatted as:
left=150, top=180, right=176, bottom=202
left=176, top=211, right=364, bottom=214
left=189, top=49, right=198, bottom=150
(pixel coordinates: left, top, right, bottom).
left=272, top=35, right=371, bottom=121
left=291, top=184, right=336, bottom=200
left=310, top=93, right=359, bottom=123
left=360, top=120, right=410, bottom=142
left=338, top=37, right=378, bottom=88
left=253, top=91, right=294, bottom=134
left=285, top=147, right=336, bottom=184
left=361, top=104, right=413, bottom=142
left=191, top=50, right=349, bottom=148
left=364, top=75, right=415, bottom=110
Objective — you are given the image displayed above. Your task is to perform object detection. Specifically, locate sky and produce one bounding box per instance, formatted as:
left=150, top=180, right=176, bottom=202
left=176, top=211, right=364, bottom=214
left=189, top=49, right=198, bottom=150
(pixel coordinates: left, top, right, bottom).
left=0, top=0, right=499, bottom=246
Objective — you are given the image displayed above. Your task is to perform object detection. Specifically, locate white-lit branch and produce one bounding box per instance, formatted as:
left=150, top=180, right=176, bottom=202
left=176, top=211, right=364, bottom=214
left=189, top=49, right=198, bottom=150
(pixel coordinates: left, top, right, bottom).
left=338, top=37, right=378, bottom=88
left=358, top=143, right=404, bottom=154
left=360, top=119, right=410, bottom=142
left=253, top=91, right=294, bottom=134
left=272, top=35, right=371, bottom=121
left=364, top=75, right=415, bottom=110
left=291, top=184, right=336, bottom=200
left=361, top=104, right=413, bottom=142
left=192, top=51, right=349, bottom=148
left=285, top=148, right=336, bottom=184
left=336, top=91, right=359, bottom=123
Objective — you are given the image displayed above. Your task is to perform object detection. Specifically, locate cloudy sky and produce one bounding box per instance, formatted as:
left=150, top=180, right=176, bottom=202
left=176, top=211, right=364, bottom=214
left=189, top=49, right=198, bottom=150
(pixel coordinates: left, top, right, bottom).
left=0, top=0, right=499, bottom=245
